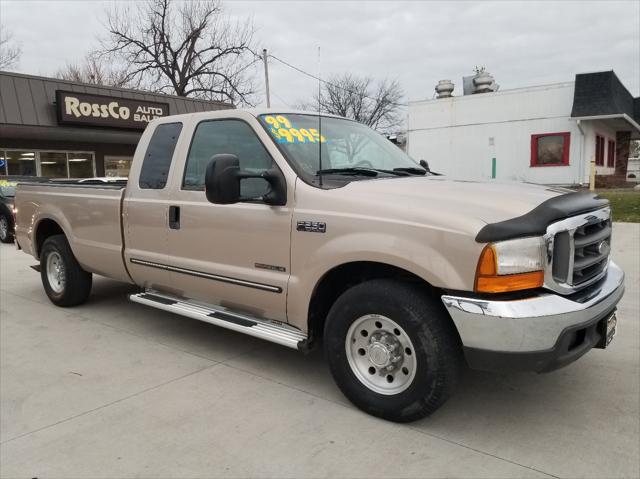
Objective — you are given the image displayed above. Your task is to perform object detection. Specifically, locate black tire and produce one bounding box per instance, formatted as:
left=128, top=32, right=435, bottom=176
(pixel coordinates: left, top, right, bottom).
left=40, top=234, right=92, bottom=307
left=324, top=279, right=462, bottom=422
left=0, top=213, right=13, bottom=243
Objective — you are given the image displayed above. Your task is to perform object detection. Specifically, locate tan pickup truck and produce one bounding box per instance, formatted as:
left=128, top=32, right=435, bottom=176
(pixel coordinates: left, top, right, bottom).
left=15, top=110, right=625, bottom=422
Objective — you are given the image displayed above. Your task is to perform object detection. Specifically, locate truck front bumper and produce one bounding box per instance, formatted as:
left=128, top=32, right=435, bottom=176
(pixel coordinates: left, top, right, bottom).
left=441, top=261, right=625, bottom=373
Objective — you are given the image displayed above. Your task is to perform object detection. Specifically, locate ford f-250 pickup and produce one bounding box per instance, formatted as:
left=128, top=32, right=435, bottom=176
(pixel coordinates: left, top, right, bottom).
left=15, top=110, right=625, bottom=422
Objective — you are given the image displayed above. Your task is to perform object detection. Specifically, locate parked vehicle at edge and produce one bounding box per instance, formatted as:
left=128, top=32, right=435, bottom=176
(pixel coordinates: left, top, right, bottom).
left=0, top=180, right=17, bottom=243
left=14, top=110, right=625, bottom=422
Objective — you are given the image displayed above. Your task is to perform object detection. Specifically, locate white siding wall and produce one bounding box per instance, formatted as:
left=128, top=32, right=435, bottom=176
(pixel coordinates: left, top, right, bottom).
left=407, top=82, right=590, bottom=185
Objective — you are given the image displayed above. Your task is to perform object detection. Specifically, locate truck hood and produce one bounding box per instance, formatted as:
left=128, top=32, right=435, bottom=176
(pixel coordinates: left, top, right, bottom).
left=339, top=176, right=572, bottom=227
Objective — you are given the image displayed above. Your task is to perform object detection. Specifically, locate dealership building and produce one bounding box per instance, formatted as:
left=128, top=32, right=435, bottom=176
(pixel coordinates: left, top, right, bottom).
left=0, top=71, right=231, bottom=179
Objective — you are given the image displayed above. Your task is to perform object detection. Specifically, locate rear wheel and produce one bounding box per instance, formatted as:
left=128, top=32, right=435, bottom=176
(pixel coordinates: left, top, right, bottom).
left=324, top=279, right=462, bottom=422
left=40, top=234, right=92, bottom=306
left=0, top=214, right=13, bottom=243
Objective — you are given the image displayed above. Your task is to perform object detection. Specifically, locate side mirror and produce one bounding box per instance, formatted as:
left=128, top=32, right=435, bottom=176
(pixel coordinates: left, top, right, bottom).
left=204, top=154, right=287, bottom=206
left=419, top=159, right=431, bottom=172
left=205, top=154, right=241, bottom=204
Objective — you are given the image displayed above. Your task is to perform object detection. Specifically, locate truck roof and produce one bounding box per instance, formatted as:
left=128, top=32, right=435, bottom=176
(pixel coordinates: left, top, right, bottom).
left=151, top=109, right=347, bottom=125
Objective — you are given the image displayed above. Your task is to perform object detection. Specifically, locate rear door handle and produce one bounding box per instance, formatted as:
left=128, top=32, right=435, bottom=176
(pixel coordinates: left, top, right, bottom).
left=169, top=205, right=180, bottom=230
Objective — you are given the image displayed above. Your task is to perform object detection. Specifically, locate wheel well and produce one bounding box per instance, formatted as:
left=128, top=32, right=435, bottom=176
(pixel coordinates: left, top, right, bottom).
left=35, top=219, right=64, bottom=258
left=307, top=261, right=438, bottom=347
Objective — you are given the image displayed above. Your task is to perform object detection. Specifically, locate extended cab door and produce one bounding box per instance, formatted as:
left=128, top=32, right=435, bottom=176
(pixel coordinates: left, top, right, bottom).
left=123, top=121, right=184, bottom=292
left=165, top=117, right=292, bottom=322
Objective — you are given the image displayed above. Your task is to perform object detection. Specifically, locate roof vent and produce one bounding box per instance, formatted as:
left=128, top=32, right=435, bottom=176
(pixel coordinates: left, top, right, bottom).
left=473, top=70, right=494, bottom=93
left=435, top=79, right=455, bottom=98
left=463, top=67, right=499, bottom=95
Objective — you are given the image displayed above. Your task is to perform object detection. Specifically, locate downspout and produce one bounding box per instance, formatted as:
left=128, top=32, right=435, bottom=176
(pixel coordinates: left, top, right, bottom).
left=576, top=119, right=586, bottom=185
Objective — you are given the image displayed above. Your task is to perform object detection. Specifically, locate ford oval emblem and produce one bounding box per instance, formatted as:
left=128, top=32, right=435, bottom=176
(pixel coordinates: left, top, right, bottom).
left=598, top=241, right=609, bottom=255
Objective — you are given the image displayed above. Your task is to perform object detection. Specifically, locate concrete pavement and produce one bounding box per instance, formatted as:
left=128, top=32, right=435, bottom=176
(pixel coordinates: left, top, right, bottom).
left=1, top=223, right=638, bottom=478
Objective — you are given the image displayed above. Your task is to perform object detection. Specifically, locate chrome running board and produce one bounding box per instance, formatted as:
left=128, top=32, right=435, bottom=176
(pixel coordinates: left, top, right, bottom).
left=130, top=291, right=307, bottom=350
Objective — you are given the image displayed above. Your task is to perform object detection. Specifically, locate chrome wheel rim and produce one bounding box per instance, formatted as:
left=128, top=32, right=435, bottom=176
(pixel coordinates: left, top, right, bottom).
left=346, top=314, right=417, bottom=395
left=46, top=251, right=66, bottom=293
left=0, top=217, right=7, bottom=240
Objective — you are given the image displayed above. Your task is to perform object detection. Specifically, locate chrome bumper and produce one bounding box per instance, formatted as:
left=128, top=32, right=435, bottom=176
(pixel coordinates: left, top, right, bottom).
left=441, top=261, right=625, bottom=353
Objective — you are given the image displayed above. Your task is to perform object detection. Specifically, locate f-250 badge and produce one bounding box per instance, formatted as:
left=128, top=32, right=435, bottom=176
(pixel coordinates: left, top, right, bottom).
left=296, top=221, right=326, bottom=233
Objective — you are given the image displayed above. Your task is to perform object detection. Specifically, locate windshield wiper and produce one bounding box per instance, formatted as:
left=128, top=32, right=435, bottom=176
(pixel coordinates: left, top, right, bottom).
left=393, top=167, right=427, bottom=176
left=316, top=167, right=378, bottom=177
left=317, top=167, right=408, bottom=177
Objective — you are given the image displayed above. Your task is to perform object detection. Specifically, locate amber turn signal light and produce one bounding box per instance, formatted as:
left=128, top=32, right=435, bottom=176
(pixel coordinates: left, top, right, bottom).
left=474, top=244, right=544, bottom=293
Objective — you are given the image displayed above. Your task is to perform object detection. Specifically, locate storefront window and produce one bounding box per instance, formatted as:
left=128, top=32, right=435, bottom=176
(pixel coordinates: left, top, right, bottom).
left=0, top=149, right=96, bottom=178
left=5, top=151, right=37, bottom=176
left=105, top=156, right=133, bottom=177
left=39, top=152, right=68, bottom=178
left=67, top=152, right=94, bottom=178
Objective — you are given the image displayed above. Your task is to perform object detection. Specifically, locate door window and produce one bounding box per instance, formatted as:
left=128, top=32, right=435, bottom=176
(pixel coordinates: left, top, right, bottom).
left=139, top=122, right=183, bottom=189
left=183, top=120, right=274, bottom=199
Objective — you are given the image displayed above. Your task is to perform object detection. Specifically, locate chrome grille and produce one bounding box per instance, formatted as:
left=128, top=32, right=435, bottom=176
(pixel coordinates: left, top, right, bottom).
left=544, top=207, right=611, bottom=294
left=571, top=219, right=611, bottom=285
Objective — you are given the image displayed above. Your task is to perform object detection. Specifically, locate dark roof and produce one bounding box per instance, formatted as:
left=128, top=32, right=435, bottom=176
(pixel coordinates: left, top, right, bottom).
left=0, top=70, right=233, bottom=127
left=570, top=71, right=639, bottom=123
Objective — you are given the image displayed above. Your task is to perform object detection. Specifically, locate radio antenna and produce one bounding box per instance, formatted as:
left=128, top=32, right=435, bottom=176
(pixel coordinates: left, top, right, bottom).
left=317, top=45, right=323, bottom=187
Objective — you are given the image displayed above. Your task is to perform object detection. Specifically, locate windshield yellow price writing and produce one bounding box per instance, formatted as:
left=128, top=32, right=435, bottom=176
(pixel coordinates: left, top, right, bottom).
left=263, top=115, right=326, bottom=143
left=276, top=127, right=325, bottom=143
left=264, top=115, right=292, bottom=129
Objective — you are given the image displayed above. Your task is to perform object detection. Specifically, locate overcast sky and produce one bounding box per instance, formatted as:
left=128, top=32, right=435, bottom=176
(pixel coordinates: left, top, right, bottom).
left=1, top=0, right=638, bottom=109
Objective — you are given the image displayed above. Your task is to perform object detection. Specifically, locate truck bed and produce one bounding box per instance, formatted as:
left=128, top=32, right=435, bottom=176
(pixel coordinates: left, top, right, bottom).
left=14, top=181, right=132, bottom=283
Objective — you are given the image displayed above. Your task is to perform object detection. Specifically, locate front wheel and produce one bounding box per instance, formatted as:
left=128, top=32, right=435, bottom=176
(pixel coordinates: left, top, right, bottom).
left=0, top=214, right=13, bottom=243
left=40, top=234, right=92, bottom=306
left=324, top=279, right=462, bottom=422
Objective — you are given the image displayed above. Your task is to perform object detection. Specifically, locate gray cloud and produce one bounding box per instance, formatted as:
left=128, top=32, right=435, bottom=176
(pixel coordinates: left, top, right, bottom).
left=2, top=0, right=638, bottom=110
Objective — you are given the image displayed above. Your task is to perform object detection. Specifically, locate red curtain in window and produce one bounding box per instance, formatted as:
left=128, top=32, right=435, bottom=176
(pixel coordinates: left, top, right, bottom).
left=607, top=140, right=615, bottom=167
left=595, top=135, right=605, bottom=166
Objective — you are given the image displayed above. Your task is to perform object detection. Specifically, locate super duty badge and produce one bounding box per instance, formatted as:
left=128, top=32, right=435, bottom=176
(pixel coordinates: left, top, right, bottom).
left=296, top=221, right=326, bottom=233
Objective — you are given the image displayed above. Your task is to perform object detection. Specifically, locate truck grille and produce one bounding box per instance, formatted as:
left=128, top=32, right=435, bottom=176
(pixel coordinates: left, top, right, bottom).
left=546, top=208, right=611, bottom=293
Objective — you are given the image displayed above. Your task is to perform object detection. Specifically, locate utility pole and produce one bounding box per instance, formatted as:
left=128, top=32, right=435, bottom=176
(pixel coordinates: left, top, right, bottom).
left=262, top=48, right=271, bottom=108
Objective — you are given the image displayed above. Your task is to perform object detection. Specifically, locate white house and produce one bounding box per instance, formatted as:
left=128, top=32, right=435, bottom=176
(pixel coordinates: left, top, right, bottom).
left=407, top=71, right=640, bottom=185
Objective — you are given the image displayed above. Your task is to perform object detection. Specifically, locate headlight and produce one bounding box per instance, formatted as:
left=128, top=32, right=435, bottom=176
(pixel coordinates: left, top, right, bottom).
left=475, top=237, right=545, bottom=293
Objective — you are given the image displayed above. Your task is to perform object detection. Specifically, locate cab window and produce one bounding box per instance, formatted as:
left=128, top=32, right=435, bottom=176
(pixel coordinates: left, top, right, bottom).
left=183, top=119, right=274, bottom=199
left=139, top=122, right=183, bottom=189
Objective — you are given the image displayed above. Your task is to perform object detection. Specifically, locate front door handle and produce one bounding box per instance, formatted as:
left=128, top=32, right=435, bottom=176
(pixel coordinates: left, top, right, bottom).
left=169, top=205, right=180, bottom=230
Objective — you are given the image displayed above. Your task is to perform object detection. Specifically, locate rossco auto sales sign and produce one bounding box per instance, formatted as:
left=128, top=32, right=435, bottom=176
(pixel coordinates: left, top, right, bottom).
left=56, top=90, right=169, bottom=129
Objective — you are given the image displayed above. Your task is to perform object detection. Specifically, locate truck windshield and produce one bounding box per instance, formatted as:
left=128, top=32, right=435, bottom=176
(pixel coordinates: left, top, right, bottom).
left=258, top=114, right=422, bottom=182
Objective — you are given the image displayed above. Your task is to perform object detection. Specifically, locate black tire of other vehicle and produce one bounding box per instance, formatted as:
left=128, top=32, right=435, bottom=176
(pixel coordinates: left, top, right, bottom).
left=0, top=214, right=13, bottom=243
left=40, top=234, right=92, bottom=307
left=324, top=279, right=462, bottom=422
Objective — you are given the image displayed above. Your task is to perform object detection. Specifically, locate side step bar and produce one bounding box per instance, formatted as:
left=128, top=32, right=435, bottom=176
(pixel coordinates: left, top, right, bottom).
left=129, top=291, right=307, bottom=350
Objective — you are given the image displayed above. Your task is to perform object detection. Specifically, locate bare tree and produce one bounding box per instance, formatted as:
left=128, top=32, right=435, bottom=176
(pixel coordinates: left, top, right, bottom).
left=0, top=26, right=21, bottom=69
left=301, top=73, right=404, bottom=133
left=56, top=54, right=133, bottom=88
left=298, top=73, right=404, bottom=163
left=98, top=0, right=257, bottom=105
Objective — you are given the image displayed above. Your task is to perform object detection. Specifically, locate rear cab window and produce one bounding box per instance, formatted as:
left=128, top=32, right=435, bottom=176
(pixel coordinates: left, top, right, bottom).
left=139, top=122, right=183, bottom=189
